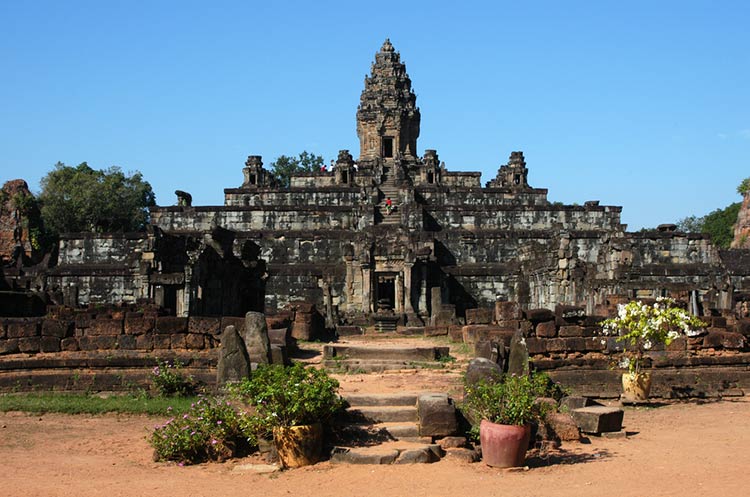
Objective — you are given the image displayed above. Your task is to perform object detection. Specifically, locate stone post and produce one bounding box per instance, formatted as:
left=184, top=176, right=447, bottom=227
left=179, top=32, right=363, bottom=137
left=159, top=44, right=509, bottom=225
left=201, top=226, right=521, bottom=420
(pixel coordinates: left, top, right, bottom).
left=395, top=273, right=403, bottom=313
left=362, top=266, right=372, bottom=313
left=403, top=263, right=415, bottom=314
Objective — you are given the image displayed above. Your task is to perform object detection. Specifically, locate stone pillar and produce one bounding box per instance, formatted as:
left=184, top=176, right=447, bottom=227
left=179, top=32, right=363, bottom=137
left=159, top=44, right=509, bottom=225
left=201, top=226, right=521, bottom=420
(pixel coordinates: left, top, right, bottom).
left=419, top=264, right=428, bottom=316
left=395, top=273, right=403, bottom=313
left=362, top=266, right=372, bottom=313
left=403, top=264, right=415, bottom=314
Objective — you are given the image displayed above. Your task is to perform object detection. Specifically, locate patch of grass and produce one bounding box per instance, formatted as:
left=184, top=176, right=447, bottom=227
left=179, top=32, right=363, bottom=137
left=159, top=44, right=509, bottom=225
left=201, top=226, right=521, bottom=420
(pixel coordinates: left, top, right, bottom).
left=0, top=393, right=198, bottom=416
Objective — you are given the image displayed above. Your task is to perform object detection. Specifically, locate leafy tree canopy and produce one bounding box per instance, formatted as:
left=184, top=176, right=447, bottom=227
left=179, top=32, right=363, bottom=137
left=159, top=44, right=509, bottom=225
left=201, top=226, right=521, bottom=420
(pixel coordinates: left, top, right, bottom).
left=738, top=177, right=750, bottom=196
left=676, top=203, right=741, bottom=248
left=39, top=162, right=156, bottom=237
left=269, top=151, right=324, bottom=188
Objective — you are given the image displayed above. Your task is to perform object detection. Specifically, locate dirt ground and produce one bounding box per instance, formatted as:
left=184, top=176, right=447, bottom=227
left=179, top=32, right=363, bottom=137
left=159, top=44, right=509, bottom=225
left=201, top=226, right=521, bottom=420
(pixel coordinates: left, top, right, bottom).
left=2, top=396, right=748, bottom=497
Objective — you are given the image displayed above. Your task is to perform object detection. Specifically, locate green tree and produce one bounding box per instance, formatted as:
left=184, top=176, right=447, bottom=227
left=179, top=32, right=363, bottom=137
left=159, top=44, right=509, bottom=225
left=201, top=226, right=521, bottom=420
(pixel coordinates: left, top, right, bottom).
left=737, top=177, right=750, bottom=196
left=676, top=203, right=741, bottom=248
left=269, top=151, right=324, bottom=188
left=38, top=162, right=156, bottom=237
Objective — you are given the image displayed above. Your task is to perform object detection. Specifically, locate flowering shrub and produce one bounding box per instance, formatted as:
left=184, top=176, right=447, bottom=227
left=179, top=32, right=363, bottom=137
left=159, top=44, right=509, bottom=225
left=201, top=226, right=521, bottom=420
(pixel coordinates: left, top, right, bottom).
left=601, top=297, right=706, bottom=375
left=148, top=396, right=259, bottom=464
left=151, top=360, right=197, bottom=397
left=462, top=373, right=552, bottom=427
left=230, top=363, right=346, bottom=432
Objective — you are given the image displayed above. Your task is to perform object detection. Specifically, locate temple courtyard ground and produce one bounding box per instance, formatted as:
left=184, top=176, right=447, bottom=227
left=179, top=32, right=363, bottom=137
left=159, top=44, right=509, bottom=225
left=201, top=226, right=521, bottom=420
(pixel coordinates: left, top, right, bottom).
left=2, top=391, right=747, bottom=497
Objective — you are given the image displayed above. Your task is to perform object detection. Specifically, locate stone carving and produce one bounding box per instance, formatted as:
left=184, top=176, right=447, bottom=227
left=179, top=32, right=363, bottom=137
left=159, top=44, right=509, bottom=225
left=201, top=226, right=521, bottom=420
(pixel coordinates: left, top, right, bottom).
left=242, top=311, right=271, bottom=366
left=217, top=325, right=251, bottom=384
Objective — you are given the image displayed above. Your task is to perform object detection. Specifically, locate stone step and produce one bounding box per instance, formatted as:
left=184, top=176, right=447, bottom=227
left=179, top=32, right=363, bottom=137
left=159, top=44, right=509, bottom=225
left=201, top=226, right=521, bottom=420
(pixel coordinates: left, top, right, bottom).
left=332, top=421, right=420, bottom=441
left=330, top=443, right=444, bottom=465
left=323, top=359, right=449, bottom=373
left=323, top=344, right=450, bottom=362
left=345, top=405, right=418, bottom=423
left=344, top=393, right=418, bottom=407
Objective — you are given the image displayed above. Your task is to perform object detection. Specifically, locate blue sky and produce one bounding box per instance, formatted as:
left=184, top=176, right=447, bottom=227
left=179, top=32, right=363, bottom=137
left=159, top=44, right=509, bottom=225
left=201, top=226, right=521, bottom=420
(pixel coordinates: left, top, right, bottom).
left=1, top=0, right=747, bottom=230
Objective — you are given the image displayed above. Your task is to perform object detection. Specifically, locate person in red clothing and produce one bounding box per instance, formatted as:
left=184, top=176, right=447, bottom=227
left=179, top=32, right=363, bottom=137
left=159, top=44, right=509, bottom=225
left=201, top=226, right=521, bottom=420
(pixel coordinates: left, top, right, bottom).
left=385, top=196, right=393, bottom=215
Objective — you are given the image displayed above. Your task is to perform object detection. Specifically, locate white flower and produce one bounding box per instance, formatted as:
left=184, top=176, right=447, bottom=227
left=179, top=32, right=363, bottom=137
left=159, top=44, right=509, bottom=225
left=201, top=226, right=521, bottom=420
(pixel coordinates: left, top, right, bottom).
left=667, top=331, right=680, bottom=340
left=643, top=339, right=652, bottom=350
left=618, top=357, right=630, bottom=369
left=685, top=329, right=701, bottom=337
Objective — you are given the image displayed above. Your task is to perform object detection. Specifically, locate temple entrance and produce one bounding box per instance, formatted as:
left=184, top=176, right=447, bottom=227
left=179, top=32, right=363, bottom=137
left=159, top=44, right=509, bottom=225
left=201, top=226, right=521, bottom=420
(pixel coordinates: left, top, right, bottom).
left=375, top=273, right=396, bottom=311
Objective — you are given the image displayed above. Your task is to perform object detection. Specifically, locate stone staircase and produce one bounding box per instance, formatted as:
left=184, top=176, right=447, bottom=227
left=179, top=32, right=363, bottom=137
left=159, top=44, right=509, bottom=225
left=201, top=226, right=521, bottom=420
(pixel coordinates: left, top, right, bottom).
left=330, top=393, right=445, bottom=464
left=322, top=343, right=451, bottom=373
left=376, top=167, right=400, bottom=225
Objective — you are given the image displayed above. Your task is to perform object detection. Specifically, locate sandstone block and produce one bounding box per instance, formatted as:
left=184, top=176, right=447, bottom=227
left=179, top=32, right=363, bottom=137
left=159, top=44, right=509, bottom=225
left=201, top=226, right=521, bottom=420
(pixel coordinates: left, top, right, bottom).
left=536, top=321, right=557, bottom=338
left=0, top=338, right=19, bottom=354
left=443, top=448, right=479, bottom=463
left=394, top=448, right=439, bottom=464
left=87, top=319, right=123, bottom=336
left=185, top=333, right=205, bottom=349
left=135, top=334, right=153, bottom=350
left=437, top=436, right=468, bottom=449
left=555, top=304, right=586, bottom=323
left=424, top=326, right=448, bottom=337
left=465, top=357, right=502, bottom=387
left=558, top=325, right=583, bottom=337
left=78, top=335, right=117, bottom=351
left=702, top=330, right=746, bottom=350
left=507, top=330, right=530, bottom=376
left=291, top=322, right=312, bottom=340
left=243, top=311, right=271, bottom=365
left=448, top=325, right=463, bottom=343
left=60, top=337, right=79, bottom=351
left=220, top=317, right=245, bottom=334
left=417, top=393, right=457, bottom=437
left=41, top=320, right=73, bottom=338
left=7, top=319, right=41, bottom=338
left=466, top=308, right=493, bottom=325
left=543, top=412, right=581, bottom=441
left=170, top=333, right=187, bottom=349
left=269, top=344, right=287, bottom=365
left=217, top=325, right=251, bottom=385
left=124, top=316, right=155, bottom=335
left=559, top=396, right=597, bottom=411
left=40, top=336, right=61, bottom=353
left=116, top=334, right=136, bottom=350
left=188, top=317, right=221, bottom=336
left=524, top=308, right=555, bottom=323
left=152, top=335, right=171, bottom=350
left=268, top=328, right=289, bottom=347
left=155, top=317, right=188, bottom=334
left=495, top=301, right=521, bottom=322
left=571, top=406, right=624, bottom=434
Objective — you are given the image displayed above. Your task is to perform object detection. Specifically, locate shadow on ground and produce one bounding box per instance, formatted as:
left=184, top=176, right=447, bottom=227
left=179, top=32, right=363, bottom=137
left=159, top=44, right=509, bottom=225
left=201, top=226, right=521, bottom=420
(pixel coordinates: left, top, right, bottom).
left=526, top=448, right=613, bottom=468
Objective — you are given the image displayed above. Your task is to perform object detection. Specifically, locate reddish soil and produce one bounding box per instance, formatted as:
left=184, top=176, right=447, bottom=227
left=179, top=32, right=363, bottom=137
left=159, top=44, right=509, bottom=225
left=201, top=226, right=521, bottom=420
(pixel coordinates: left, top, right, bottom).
left=2, top=397, right=748, bottom=497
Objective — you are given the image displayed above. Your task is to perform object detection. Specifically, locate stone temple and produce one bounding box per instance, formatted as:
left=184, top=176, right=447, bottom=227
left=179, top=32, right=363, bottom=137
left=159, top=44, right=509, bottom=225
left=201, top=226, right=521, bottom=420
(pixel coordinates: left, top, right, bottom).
left=9, top=39, right=750, bottom=329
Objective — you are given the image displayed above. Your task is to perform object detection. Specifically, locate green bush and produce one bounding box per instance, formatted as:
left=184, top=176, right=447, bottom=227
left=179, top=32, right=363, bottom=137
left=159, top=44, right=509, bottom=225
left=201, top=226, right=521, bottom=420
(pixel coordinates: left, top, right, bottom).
left=148, top=396, right=258, bottom=464
left=230, top=363, right=346, bottom=432
left=151, top=360, right=197, bottom=397
left=462, top=373, right=551, bottom=426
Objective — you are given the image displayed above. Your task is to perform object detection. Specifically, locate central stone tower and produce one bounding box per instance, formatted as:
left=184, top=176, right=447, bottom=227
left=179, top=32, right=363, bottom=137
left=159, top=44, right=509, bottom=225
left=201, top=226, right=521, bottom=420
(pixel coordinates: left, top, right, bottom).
left=356, top=39, right=421, bottom=163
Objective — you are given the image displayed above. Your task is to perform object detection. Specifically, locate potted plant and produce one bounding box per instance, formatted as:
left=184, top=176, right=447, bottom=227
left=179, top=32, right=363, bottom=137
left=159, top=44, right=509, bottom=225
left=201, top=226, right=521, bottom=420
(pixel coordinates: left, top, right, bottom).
left=462, top=372, right=550, bottom=468
left=231, top=363, right=346, bottom=468
left=601, top=297, right=705, bottom=401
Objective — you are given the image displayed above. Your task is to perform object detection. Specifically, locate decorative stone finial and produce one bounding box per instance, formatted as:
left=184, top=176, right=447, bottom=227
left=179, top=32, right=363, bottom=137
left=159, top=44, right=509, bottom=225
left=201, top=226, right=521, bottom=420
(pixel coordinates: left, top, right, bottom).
left=381, top=38, right=394, bottom=53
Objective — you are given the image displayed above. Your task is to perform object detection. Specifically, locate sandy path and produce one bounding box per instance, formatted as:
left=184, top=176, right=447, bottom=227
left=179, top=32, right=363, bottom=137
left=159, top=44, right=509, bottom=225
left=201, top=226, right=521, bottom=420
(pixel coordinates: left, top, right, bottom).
left=2, top=397, right=748, bottom=497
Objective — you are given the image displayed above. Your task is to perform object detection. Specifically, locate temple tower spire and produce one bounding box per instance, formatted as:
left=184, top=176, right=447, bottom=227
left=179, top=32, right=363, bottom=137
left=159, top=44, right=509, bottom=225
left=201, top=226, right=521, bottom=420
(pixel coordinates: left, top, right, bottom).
left=356, top=39, right=421, bottom=163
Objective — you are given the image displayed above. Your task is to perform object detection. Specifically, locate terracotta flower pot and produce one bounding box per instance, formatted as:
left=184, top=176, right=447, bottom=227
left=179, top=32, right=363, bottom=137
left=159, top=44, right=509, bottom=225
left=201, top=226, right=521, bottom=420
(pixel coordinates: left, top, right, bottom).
left=272, top=423, right=323, bottom=468
left=479, top=419, right=531, bottom=468
left=622, top=372, right=652, bottom=401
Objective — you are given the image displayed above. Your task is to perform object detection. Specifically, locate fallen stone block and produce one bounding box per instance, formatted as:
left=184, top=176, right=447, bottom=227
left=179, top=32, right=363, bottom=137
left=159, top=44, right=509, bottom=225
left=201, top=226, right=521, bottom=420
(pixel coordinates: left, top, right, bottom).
left=543, top=412, right=581, bottom=441
left=330, top=447, right=400, bottom=465
left=559, top=396, right=597, bottom=411
left=394, top=448, right=439, bottom=464
left=443, top=448, right=480, bottom=463
left=418, top=393, right=457, bottom=437
left=570, top=406, right=624, bottom=434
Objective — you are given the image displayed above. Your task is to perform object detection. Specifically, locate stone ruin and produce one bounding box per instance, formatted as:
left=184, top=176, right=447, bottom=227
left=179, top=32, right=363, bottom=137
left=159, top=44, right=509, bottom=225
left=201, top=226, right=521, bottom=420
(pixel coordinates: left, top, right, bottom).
left=1, top=40, right=750, bottom=396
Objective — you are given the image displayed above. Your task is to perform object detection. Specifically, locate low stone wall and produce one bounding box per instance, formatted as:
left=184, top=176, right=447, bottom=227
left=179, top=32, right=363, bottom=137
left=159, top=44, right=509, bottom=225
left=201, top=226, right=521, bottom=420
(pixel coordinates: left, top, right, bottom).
left=450, top=302, right=750, bottom=398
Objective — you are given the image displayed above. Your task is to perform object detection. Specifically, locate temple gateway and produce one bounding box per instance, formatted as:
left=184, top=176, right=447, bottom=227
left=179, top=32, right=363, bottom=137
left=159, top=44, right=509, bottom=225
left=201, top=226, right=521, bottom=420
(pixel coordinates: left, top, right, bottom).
left=46, top=40, right=750, bottom=329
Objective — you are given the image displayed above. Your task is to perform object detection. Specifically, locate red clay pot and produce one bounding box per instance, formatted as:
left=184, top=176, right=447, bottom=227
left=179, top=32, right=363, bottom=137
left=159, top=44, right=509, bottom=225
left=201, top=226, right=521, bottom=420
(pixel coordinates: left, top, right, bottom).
left=479, top=419, right=531, bottom=468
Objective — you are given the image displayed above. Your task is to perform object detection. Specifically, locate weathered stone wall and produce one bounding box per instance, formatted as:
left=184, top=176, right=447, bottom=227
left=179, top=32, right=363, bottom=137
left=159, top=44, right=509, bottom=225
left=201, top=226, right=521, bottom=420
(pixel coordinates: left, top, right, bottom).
left=150, top=206, right=358, bottom=232
left=47, top=233, right=150, bottom=306
left=224, top=187, right=363, bottom=207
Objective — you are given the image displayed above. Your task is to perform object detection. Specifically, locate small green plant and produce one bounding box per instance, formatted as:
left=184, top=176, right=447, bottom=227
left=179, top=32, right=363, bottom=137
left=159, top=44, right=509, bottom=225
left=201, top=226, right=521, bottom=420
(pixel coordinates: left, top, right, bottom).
left=148, top=395, right=258, bottom=464
left=230, top=363, right=346, bottom=432
left=152, top=360, right=197, bottom=397
left=462, top=373, right=551, bottom=426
